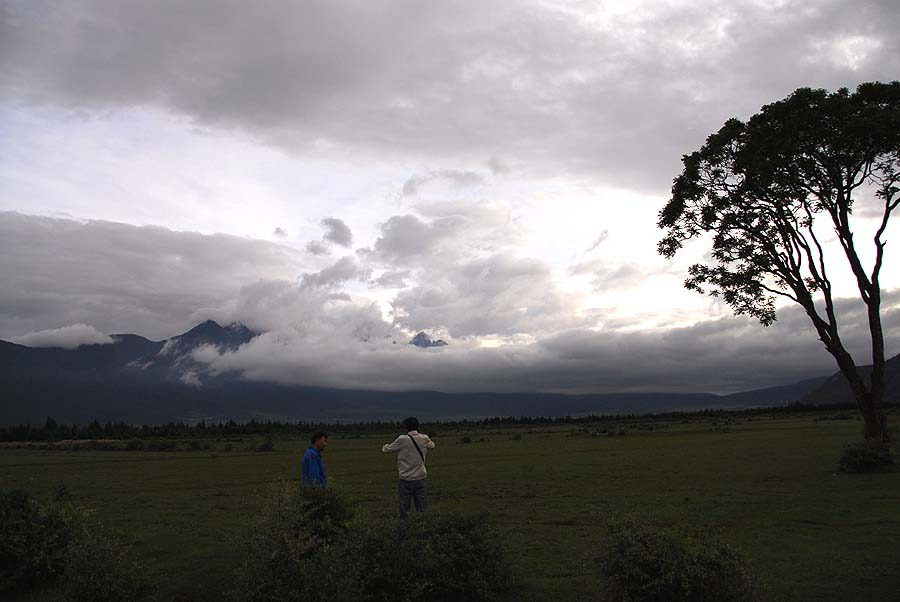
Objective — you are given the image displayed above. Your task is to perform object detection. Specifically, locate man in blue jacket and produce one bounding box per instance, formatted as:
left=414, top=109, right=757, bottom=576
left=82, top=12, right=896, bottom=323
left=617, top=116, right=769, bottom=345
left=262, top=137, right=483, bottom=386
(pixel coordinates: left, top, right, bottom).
left=302, top=432, right=328, bottom=488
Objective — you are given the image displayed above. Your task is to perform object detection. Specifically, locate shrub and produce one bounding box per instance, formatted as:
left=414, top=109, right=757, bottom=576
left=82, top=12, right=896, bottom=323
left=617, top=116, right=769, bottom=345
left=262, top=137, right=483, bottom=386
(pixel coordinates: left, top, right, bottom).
left=512, top=433, right=523, bottom=441
left=126, top=439, right=145, bottom=451
left=231, top=486, right=511, bottom=602
left=839, top=441, right=894, bottom=473
left=223, top=443, right=234, bottom=452
left=0, top=490, right=152, bottom=601
left=145, top=440, right=176, bottom=452
left=256, top=436, right=275, bottom=452
left=0, top=490, right=73, bottom=593
left=360, top=513, right=512, bottom=601
left=63, top=527, right=154, bottom=602
left=460, top=436, right=473, bottom=444
left=230, top=483, right=358, bottom=602
left=596, top=518, right=758, bottom=602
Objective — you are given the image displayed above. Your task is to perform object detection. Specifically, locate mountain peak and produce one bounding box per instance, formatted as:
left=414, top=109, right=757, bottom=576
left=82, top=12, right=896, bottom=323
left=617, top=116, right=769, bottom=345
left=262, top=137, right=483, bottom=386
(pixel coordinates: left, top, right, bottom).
left=410, top=331, right=448, bottom=348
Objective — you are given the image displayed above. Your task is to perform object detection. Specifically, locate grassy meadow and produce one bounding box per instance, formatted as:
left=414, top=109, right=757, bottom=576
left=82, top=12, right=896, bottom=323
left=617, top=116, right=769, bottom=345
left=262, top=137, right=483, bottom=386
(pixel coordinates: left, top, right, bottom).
left=2, top=411, right=899, bottom=601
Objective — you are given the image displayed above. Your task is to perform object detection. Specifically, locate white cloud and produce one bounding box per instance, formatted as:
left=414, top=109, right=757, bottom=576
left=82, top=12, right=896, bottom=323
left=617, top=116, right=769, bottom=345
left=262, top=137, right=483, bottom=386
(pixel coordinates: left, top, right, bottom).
left=10, top=323, right=114, bottom=349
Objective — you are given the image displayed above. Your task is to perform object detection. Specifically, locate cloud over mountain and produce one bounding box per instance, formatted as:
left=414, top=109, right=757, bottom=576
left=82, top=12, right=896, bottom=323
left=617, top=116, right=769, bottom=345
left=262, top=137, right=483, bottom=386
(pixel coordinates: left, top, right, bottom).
left=10, top=323, right=114, bottom=349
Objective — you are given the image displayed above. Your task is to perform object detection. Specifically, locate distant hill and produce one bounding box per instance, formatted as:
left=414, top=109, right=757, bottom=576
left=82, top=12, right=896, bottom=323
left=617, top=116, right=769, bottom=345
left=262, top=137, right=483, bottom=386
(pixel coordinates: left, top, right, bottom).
left=0, top=320, right=833, bottom=425
left=801, top=353, right=900, bottom=405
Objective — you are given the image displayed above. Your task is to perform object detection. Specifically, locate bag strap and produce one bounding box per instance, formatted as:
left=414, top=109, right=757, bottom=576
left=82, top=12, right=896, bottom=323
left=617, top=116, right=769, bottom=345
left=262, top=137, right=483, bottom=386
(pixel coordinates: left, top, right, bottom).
left=407, top=433, right=426, bottom=465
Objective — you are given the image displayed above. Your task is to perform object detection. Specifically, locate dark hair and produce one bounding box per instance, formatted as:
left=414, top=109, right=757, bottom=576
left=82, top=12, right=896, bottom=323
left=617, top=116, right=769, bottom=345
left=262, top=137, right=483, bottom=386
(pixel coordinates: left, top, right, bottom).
left=402, top=417, right=420, bottom=431
left=310, top=432, right=328, bottom=445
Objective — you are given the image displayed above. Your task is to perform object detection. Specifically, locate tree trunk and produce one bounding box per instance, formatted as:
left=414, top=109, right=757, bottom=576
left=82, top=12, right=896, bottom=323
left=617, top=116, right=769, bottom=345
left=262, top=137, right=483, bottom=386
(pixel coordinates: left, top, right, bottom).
left=835, top=364, right=890, bottom=443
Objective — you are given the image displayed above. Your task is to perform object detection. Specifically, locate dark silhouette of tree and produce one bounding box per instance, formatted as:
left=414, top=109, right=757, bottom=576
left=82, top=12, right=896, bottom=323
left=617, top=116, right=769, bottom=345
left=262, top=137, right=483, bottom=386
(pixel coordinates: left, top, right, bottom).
left=659, top=82, right=900, bottom=443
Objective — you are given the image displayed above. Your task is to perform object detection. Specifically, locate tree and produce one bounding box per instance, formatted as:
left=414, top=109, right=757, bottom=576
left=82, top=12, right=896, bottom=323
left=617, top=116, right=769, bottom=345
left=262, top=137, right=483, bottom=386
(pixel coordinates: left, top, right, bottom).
left=658, top=82, right=900, bottom=443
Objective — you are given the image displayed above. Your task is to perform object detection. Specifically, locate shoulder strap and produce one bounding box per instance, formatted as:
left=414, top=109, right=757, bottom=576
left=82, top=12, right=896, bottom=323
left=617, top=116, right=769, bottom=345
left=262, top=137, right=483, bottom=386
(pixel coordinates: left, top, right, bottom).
left=407, top=434, right=426, bottom=464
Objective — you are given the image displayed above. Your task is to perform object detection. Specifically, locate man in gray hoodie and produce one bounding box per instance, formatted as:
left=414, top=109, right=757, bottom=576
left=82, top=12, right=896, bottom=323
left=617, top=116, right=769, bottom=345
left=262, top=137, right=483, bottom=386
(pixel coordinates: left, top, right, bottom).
left=382, top=416, right=436, bottom=522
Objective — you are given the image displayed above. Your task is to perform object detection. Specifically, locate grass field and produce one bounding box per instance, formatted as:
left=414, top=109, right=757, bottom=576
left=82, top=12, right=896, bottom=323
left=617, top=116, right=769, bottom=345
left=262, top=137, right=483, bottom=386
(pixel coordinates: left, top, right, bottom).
left=3, top=412, right=899, bottom=601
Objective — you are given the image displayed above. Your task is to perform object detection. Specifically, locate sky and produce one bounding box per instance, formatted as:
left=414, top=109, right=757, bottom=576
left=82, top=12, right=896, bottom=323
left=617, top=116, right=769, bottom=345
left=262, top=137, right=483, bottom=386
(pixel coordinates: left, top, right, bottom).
left=1, top=0, right=899, bottom=395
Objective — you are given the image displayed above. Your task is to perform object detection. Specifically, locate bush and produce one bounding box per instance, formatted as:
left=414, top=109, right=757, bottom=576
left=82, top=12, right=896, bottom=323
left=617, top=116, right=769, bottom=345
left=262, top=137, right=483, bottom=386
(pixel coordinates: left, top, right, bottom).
left=230, top=483, right=358, bottom=602
left=63, top=527, right=154, bottom=602
left=839, top=441, right=894, bottom=473
left=0, top=490, right=153, bottom=601
left=231, top=486, right=511, bottom=602
left=460, top=436, right=473, bottom=444
left=126, top=439, right=145, bottom=451
left=145, top=440, right=176, bottom=452
left=256, top=436, right=275, bottom=452
left=360, top=513, right=512, bottom=601
left=596, top=518, right=758, bottom=602
left=0, top=489, right=73, bottom=593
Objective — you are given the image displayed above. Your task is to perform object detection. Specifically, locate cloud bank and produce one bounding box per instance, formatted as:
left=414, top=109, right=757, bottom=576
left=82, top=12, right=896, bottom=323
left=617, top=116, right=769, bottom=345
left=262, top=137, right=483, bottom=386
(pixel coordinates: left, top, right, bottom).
left=10, top=323, right=114, bottom=349
left=3, top=1, right=898, bottom=191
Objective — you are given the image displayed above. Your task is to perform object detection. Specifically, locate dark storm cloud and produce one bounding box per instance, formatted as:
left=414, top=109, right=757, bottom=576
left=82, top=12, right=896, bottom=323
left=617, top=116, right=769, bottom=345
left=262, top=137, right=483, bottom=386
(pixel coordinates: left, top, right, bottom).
left=273, top=227, right=288, bottom=238
left=321, top=217, right=353, bottom=247
left=0, top=212, right=305, bottom=340
left=3, top=1, right=897, bottom=190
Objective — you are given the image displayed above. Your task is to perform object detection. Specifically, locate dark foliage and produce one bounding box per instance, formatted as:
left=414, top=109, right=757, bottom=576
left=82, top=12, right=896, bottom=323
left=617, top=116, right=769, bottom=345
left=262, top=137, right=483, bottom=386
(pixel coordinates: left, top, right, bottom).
left=358, top=513, right=512, bottom=601
left=63, top=527, right=154, bottom=602
left=0, top=489, right=74, bottom=593
left=0, top=489, right=153, bottom=600
left=231, top=485, right=510, bottom=602
left=596, top=518, right=759, bottom=602
left=839, top=441, right=894, bottom=473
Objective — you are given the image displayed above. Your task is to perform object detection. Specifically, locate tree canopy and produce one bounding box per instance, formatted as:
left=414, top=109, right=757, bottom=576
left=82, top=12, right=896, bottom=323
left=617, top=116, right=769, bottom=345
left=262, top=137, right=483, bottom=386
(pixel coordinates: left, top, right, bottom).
left=658, top=82, right=900, bottom=442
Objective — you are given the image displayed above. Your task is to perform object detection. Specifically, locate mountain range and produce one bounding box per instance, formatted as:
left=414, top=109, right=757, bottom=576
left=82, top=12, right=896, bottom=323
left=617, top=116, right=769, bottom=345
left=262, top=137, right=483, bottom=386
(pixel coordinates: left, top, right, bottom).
left=1, top=320, right=893, bottom=425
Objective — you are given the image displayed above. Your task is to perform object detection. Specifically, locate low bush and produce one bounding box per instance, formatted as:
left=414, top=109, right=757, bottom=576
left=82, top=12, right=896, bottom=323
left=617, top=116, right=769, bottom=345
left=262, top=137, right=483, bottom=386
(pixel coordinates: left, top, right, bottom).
left=231, top=485, right=511, bottom=602
left=256, top=436, right=275, bottom=452
left=126, top=439, right=145, bottom=451
left=230, top=483, right=358, bottom=602
left=460, top=436, right=473, bottom=444
left=0, top=489, right=153, bottom=601
left=839, top=441, right=894, bottom=473
left=63, top=527, right=154, bottom=602
left=359, top=513, right=512, bottom=601
left=0, top=489, right=73, bottom=593
left=145, top=440, right=176, bottom=452
left=596, top=518, right=759, bottom=602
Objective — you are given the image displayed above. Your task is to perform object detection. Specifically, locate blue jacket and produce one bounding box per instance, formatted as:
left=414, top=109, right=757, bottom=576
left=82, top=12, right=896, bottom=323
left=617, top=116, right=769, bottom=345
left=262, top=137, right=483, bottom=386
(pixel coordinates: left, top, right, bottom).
left=301, top=447, right=327, bottom=488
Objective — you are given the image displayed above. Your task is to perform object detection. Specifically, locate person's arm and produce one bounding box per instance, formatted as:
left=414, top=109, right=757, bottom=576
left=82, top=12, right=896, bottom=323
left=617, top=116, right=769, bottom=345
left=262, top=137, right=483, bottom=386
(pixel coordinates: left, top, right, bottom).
left=382, top=436, right=404, bottom=453
left=301, top=451, right=312, bottom=482
left=424, top=436, right=436, bottom=449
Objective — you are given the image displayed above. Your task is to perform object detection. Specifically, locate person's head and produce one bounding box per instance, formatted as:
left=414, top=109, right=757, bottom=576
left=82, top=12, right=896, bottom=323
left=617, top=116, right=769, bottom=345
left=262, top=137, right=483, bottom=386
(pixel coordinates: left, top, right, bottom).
left=402, top=417, right=420, bottom=432
left=310, top=432, right=328, bottom=451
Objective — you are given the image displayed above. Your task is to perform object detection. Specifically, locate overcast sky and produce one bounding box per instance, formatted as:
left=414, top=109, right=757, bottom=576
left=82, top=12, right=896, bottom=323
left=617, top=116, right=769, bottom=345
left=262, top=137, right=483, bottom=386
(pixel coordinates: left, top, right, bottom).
left=2, top=0, right=899, bottom=394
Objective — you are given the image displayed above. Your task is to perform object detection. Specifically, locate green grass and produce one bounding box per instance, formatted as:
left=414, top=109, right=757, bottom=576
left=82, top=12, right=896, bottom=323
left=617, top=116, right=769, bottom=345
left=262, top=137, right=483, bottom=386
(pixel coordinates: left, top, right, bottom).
left=2, top=414, right=899, bottom=601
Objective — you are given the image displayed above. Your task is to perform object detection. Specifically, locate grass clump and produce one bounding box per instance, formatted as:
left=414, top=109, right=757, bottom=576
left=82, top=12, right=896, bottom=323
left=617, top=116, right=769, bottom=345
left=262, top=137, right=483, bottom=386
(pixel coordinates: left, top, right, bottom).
left=596, top=517, right=759, bottom=602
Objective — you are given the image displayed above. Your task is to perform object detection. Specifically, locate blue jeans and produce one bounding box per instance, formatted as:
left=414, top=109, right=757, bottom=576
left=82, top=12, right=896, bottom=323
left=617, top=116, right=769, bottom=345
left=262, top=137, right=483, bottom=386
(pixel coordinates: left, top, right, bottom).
left=398, top=478, right=427, bottom=521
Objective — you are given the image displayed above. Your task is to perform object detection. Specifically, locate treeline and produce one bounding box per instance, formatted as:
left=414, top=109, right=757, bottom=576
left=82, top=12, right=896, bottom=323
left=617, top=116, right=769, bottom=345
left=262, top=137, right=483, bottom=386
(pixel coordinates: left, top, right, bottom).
left=0, top=402, right=881, bottom=443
